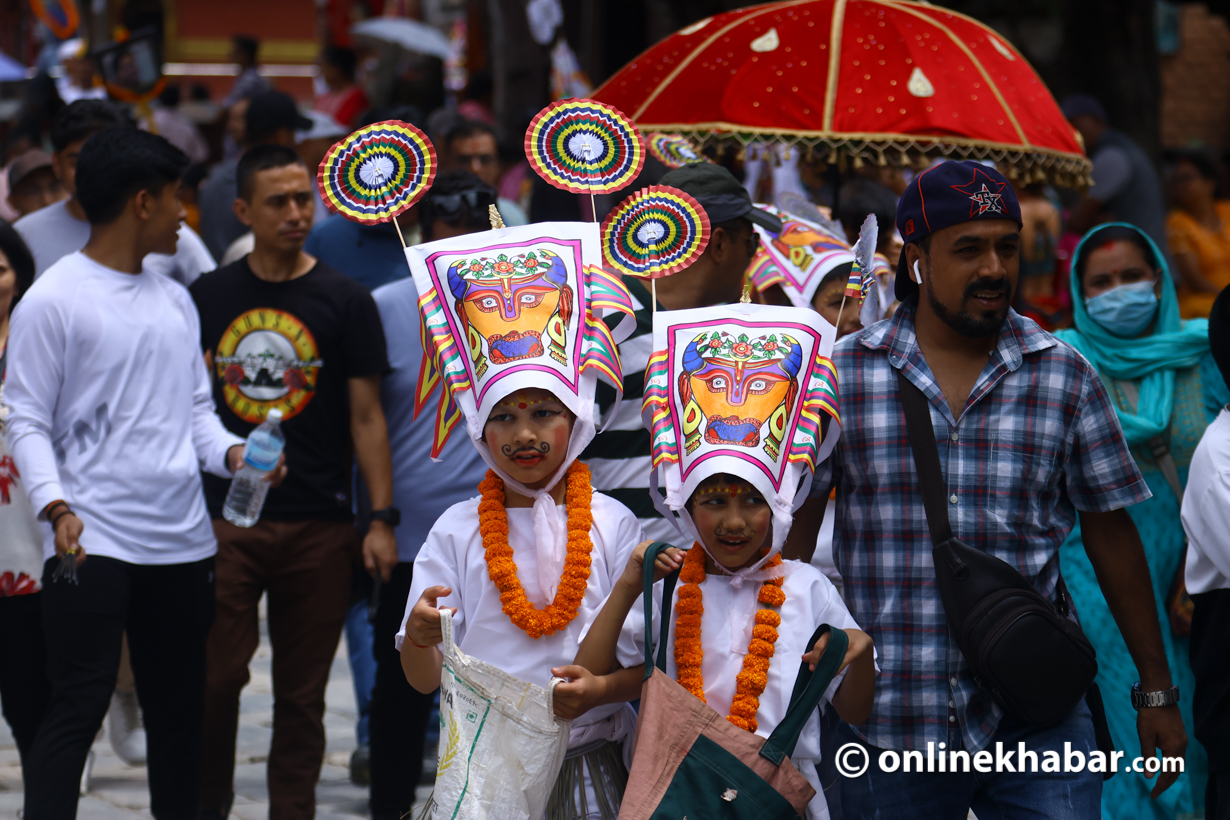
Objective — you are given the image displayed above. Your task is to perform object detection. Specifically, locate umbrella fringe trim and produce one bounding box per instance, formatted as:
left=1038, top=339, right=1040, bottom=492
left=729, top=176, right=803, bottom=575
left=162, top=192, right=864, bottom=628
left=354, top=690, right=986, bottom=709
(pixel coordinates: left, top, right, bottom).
left=641, top=127, right=1092, bottom=188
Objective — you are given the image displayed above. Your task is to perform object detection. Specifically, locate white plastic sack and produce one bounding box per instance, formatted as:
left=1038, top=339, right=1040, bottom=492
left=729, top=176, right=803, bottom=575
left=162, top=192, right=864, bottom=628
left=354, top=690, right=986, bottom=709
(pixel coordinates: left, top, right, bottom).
left=422, top=609, right=571, bottom=820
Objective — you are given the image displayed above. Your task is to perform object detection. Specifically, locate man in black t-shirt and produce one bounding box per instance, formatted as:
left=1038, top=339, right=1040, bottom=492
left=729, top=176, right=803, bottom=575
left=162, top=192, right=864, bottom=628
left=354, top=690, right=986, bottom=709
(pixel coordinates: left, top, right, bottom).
left=190, top=144, right=397, bottom=820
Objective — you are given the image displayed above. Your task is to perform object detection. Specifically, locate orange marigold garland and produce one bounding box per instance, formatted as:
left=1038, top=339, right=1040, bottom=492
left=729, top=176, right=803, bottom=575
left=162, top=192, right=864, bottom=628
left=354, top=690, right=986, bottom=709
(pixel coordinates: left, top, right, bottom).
left=672, top=544, right=785, bottom=733
left=479, top=462, right=594, bottom=639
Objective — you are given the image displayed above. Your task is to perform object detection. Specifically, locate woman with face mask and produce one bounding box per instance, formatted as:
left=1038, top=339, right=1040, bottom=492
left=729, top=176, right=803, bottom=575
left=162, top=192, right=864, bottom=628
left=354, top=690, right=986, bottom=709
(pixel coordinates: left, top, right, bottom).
left=1054, top=222, right=1230, bottom=820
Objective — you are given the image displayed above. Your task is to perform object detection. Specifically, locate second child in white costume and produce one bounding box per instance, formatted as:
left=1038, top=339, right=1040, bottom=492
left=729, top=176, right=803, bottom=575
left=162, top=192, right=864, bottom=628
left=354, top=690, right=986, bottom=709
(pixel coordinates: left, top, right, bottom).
left=396, top=222, right=644, bottom=819
left=575, top=301, right=878, bottom=820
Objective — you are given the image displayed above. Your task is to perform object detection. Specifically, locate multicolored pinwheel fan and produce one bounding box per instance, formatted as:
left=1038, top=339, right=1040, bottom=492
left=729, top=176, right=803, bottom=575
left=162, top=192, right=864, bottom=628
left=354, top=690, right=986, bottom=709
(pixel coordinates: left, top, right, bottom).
left=601, top=186, right=710, bottom=279
left=525, top=100, right=645, bottom=194
left=318, top=120, right=437, bottom=224
left=646, top=132, right=705, bottom=169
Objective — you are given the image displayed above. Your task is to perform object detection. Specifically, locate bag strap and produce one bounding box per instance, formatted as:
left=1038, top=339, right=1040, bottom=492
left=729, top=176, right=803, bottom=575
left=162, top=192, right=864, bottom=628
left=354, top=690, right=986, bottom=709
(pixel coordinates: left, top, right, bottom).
left=896, top=369, right=953, bottom=546
left=1115, top=380, right=1184, bottom=504
left=642, top=541, right=682, bottom=681
left=760, top=624, right=849, bottom=765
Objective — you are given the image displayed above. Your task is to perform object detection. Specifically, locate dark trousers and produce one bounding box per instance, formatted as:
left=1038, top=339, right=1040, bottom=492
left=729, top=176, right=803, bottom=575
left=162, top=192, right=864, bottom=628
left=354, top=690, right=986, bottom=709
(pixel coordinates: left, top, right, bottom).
left=1192, top=590, right=1230, bottom=820
left=369, top=561, right=435, bottom=819
left=200, top=519, right=355, bottom=820
left=0, top=591, right=50, bottom=767
left=25, top=554, right=215, bottom=820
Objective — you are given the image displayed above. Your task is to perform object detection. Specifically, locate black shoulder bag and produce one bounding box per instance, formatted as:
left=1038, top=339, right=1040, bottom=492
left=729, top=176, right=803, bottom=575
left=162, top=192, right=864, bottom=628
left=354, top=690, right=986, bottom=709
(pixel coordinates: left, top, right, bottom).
left=897, top=369, right=1102, bottom=731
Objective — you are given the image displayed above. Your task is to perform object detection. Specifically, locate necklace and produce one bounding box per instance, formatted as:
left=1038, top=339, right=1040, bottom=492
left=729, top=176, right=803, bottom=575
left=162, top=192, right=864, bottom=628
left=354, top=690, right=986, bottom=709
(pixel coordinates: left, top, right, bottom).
left=673, top=543, right=786, bottom=733
left=478, top=462, right=594, bottom=639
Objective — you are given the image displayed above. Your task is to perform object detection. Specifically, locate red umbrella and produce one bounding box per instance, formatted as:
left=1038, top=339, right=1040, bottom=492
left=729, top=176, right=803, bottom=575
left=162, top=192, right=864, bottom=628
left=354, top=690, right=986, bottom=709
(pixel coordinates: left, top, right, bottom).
left=592, top=0, right=1090, bottom=186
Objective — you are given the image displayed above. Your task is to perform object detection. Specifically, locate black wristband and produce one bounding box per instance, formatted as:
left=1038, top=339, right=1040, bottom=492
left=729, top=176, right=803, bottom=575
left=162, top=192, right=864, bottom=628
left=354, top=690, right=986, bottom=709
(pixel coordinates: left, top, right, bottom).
left=50, top=509, right=75, bottom=530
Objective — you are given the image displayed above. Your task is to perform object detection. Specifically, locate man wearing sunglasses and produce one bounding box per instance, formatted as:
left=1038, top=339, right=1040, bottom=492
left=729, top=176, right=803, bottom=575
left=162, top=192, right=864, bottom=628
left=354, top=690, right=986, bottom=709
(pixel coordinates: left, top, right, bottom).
left=442, top=120, right=528, bottom=227
left=363, top=169, right=494, bottom=820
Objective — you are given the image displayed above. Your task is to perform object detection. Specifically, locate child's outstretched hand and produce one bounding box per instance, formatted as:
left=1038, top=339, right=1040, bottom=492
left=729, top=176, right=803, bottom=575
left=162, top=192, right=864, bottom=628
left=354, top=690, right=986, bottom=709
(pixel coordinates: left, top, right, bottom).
left=802, top=627, right=873, bottom=675
left=404, top=585, right=458, bottom=649
left=618, top=540, right=684, bottom=592
left=550, top=665, right=609, bottom=720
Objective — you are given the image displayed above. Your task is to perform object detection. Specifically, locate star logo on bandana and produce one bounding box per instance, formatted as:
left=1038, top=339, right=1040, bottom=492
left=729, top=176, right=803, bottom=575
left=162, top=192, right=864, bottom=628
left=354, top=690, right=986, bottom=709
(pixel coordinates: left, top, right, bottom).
left=950, top=172, right=1008, bottom=218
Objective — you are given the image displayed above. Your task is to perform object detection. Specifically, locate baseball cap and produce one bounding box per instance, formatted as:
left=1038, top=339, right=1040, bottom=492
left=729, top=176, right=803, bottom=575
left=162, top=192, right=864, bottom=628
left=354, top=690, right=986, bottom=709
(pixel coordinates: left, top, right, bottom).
left=659, top=162, right=783, bottom=233
left=245, top=91, right=313, bottom=144
left=894, top=160, right=1022, bottom=301
left=296, top=110, right=347, bottom=144
left=7, top=150, right=54, bottom=190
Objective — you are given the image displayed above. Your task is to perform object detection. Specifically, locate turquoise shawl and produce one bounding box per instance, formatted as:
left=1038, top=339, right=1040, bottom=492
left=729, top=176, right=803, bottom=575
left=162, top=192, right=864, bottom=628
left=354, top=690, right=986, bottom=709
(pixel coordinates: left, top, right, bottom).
left=1054, top=223, right=1222, bottom=445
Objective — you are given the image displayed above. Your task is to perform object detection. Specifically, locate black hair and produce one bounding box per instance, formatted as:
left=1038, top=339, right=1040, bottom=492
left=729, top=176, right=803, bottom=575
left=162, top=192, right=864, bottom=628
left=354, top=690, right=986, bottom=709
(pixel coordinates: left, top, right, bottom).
left=357, top=104, right=424, bottom=130
left=233, top=35, right=259, bottom=65
left=837, top=179, right=898, bottom=241
left=0, top=220, right=35, bottom=315
left=818, top=260, right=854, bottom=292
left=1073, top=224, right=1160, bottom=287
left=1210, top=285, right=1230, bottom=386
left=49, top=99, right=132, bottom=153
left=320, top=45, right=358, bottom=81
left=158, top=83, right=181, bottom=108
left=1173, top=148, right=1219, bottom=182
left=445, top=120, right=497, bottom=150
left=189, top=83, right=210, bottom=101
left=420, top=170, right=496, bottom=241
left=182, top=162, right=211, bottom=193
left=712, top=216, right=753, bottom=242
left=236, top=143, right=305, bottom=201
left=73, top=128, right=188, bottom=226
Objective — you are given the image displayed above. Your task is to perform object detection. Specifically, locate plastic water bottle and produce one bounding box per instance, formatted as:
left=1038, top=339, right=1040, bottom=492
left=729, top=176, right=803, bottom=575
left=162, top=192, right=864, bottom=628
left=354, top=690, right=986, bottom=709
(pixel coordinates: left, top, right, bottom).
left=222, top=409, right=285, bottom=528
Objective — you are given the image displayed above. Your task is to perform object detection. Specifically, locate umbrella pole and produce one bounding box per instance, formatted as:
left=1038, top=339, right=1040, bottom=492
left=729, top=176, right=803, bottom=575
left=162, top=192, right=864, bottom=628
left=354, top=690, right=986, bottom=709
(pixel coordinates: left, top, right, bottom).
left=590, top=191, right=597, bottom=223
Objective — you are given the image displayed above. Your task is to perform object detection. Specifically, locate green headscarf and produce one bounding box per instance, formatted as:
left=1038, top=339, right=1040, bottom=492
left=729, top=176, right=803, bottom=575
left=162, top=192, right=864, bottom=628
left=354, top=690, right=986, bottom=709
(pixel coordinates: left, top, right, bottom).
left=1054, top=222, right=1217, bottom=445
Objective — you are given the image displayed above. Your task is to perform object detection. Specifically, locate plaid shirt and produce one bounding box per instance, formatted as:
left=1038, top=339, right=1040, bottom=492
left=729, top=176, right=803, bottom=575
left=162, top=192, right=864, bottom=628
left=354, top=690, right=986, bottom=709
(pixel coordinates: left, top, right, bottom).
left=815, top=301, right=1149, bottom=753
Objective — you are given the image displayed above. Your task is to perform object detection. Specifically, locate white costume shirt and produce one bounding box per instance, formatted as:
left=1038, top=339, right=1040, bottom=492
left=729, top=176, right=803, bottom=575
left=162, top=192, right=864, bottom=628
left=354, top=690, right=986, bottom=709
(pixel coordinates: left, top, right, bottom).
left=400, top=490, right=644, bottom=749
left=1183, top=408, right=1230, bottom=593
left=619, top=560, right=867, bottom=820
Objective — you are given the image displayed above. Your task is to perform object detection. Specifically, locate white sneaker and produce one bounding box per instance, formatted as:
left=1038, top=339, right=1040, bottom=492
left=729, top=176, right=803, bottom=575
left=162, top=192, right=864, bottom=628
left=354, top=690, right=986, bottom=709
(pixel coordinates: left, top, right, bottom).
left=107, top=688, right=147, bottom=766
left=79, top=749, right=94, bottom=796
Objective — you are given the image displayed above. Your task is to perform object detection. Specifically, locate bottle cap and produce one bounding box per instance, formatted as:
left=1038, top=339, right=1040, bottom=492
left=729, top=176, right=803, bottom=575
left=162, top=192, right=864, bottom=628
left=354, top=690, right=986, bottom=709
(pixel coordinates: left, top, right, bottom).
left=266, top=409, right=284, bottom=423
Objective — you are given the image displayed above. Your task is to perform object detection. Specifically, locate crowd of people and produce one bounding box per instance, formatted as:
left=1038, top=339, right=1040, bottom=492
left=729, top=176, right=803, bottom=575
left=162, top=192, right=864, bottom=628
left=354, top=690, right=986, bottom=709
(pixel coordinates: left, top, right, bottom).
left=0, top=28, right=1225, bottom=820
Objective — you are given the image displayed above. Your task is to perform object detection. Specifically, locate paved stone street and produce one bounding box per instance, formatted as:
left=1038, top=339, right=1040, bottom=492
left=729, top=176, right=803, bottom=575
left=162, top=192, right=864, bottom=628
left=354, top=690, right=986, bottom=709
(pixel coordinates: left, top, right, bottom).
left=0, top=602, right=435, bottom=819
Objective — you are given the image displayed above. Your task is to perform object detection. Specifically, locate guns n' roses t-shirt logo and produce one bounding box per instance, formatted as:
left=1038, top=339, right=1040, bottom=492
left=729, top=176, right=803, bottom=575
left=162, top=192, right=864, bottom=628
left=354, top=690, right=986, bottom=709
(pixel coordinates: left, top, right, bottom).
left=214, top=308, right=323, bottom=423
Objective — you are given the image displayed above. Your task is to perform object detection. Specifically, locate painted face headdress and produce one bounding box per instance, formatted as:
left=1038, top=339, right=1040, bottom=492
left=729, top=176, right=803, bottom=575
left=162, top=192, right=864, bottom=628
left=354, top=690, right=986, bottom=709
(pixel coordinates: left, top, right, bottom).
left=747, top=204, right=855, bottom=309
left=410, top=221, right=634, bottom=598
left=642, top=302, right=841, bottom=576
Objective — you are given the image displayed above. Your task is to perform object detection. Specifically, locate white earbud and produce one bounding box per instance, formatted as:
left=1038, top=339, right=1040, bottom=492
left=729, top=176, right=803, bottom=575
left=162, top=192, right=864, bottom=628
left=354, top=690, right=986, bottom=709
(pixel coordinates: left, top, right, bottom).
left=912, top=259, right=923, bottom=284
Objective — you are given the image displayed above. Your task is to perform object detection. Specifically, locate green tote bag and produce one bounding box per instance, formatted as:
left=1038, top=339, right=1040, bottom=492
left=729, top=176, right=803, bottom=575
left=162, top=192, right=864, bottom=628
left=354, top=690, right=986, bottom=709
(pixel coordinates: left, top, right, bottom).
left=617, top=542, right=849, bottom=820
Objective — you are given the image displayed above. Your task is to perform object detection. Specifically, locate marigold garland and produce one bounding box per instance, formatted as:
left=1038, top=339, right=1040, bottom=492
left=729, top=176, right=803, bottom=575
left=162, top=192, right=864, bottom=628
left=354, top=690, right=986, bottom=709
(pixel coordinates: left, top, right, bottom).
left=479, top=462, right=594, bottom=639
left=673, top=543, right=785, bottom=733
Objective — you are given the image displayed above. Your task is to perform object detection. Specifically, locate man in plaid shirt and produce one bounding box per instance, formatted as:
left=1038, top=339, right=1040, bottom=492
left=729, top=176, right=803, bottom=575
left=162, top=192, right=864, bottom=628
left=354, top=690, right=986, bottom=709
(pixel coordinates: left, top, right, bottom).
left=809, top=162, right=1186, bottom=818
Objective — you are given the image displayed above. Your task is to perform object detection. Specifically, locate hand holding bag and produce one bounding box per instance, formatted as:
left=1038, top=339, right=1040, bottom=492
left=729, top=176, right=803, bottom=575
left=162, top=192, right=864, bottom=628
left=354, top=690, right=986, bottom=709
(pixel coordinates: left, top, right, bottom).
left=421, top=609, right=572, bottom=820
left=617, top=542, right=849, bottom=820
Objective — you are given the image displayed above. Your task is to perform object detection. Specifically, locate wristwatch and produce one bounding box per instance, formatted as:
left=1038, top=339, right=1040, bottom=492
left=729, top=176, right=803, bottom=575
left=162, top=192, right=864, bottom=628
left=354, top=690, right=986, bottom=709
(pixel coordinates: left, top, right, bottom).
left=1131, top=682, right=1180, bottom=709
left=370, top=507, right=401, bottom=528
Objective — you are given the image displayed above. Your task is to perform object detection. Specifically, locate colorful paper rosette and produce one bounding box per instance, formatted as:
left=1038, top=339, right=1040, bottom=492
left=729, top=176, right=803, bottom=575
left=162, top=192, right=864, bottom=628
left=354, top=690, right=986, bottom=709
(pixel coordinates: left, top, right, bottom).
left=601, top=185, right=710, bottom=279
left=525, top=100, right=645, bottom=194
left=317, top=120, right=437, bottom=224
left=646, top=132, right=705, bottom=169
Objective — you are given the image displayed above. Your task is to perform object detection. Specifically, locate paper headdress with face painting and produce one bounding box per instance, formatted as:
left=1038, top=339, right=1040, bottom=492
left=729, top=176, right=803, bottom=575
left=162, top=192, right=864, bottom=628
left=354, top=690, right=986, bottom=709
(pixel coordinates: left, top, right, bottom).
left=408, top=221, right=634, bottom=492
left=642, top=302, right=841, bottom=571
left=746, top=204, right=856, bottom=308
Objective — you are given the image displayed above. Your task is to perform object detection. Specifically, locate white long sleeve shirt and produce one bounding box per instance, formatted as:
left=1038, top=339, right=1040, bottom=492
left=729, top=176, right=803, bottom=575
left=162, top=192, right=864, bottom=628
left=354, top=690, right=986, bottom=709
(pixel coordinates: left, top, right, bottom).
left=1184, top=408, right=1230, bottom=593
left=5, top=252, right=243, bottom=565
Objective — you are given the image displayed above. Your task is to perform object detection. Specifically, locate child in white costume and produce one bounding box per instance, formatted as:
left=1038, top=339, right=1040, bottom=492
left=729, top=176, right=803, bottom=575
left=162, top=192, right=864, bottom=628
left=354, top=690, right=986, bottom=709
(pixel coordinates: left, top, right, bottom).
left=396, top=222, right=645, bottom=819
left=574, top=301, right=878, bottom=820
